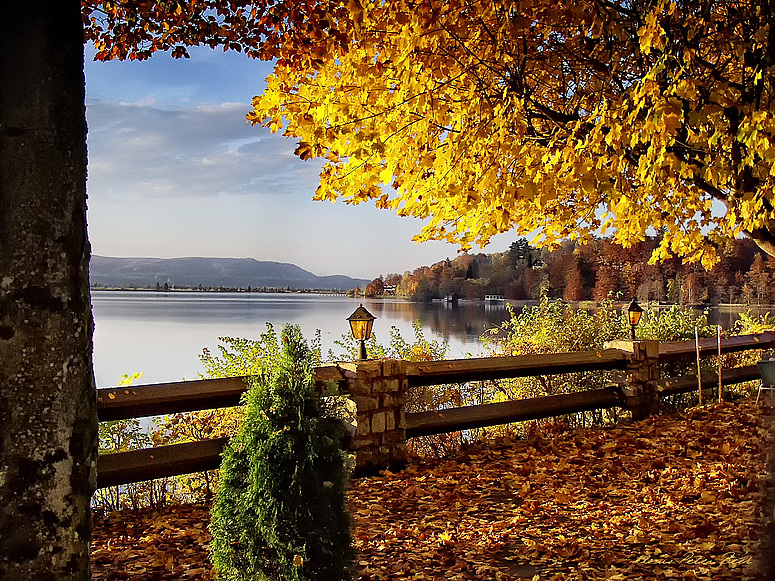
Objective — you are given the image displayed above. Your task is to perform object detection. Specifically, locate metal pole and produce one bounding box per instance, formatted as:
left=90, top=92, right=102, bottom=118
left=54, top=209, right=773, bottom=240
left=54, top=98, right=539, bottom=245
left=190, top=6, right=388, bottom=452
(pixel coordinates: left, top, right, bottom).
left=717, top=325, right=723, bottom=402
left=695, top=326, right=703, bottom=405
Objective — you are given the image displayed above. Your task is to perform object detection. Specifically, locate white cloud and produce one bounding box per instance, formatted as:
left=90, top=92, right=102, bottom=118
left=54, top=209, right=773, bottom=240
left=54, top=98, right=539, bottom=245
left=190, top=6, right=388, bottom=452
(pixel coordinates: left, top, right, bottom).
left=83, top=49, right=517, bottom=277
left=86, top=99, right=319, bottom=202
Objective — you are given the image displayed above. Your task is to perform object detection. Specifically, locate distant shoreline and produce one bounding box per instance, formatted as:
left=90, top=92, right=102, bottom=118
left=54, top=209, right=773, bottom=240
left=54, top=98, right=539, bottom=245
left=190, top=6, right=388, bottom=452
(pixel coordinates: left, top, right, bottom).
left=89, top=288, right=774, bottom=309
left=90, top=286, right=353, bottom=295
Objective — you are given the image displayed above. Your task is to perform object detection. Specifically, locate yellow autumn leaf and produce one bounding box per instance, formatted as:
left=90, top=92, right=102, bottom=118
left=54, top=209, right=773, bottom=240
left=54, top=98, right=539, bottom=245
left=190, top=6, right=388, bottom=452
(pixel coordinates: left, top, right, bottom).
left=662, top=113, right=682, bottom=136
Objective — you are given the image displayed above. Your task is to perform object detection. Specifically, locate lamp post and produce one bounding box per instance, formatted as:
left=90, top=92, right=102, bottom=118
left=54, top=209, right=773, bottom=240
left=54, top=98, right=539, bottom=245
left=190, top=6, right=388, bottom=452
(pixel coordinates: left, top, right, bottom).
left=348, top=304, right=375, bottom=360
left=627, top=298, right=643, bottom=341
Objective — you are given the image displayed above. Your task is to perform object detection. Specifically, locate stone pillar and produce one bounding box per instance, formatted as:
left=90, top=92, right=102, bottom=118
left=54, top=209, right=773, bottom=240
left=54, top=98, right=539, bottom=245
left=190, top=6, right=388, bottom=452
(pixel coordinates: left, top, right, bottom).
left=339, top=359, right=408, bottom=473
left=605, top=340, right=660, bottom=420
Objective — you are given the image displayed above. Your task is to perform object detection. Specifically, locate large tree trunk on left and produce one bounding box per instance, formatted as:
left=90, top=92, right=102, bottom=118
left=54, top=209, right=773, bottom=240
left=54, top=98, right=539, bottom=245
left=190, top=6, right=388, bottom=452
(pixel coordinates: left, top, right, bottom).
left=0, top=3, right=97, bottom=580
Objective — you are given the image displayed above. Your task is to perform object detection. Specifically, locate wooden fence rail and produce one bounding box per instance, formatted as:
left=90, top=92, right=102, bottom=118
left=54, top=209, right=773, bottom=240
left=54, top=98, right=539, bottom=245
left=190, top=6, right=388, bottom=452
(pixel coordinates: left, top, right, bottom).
left=404, top=349, right=630, bottom=386
left=658, top=333, right=775, bottom=361
left=97, top=377, right=250, bottom=422
left=658, top=364, right=762, bottom=396
left=98, top=438, right=229, bottom=489
left=95, top=332, right=775, bottom=488
left=405, top=388, right=624, bottom=438
left=96, top=366, right=349, bottom=422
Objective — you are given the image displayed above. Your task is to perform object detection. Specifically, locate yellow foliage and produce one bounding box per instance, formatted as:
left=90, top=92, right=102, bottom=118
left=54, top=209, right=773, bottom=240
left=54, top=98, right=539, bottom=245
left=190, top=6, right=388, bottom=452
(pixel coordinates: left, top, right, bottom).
left=249, top=0, right=775, bottom=267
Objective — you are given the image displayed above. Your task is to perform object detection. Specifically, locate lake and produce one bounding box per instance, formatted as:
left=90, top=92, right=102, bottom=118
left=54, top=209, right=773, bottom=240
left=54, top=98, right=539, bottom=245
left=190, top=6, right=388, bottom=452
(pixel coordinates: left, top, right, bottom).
left=90, top=291, right=511, bottom=387
left=90, top=290, right=773, bottom=388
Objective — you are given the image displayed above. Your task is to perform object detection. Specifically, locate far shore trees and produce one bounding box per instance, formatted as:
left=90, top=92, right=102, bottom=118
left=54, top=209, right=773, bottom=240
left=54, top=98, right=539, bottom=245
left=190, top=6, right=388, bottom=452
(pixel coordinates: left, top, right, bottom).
left=365, top=236, right=772, bottom=303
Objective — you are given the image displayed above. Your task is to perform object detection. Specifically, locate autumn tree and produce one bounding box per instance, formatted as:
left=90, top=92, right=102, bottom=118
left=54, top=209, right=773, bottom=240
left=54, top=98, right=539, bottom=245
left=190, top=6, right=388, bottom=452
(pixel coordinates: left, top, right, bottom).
left=745, top=252, right=772, bottom=304
left=253, top=0, right=775, bottom=268
left=365, top=275, right=385, bottom=297
left=563, top=261, right=586, bottom=301
left=1, top=2, right=96, bottom=579
left=593, top=265, right=621, bottom=301
left=82, top=0, right=775, bottom=269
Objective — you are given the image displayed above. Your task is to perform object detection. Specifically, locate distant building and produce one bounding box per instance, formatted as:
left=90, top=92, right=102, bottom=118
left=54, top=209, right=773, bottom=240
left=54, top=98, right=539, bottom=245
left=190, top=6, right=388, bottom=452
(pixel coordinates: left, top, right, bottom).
left=484, top=295, right=505, bottom=302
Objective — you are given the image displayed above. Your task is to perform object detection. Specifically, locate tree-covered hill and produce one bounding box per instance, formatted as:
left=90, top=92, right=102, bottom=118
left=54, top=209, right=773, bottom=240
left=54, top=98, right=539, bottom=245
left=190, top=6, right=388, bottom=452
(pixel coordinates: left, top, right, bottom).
left=90, top=256, right=370, bottom=291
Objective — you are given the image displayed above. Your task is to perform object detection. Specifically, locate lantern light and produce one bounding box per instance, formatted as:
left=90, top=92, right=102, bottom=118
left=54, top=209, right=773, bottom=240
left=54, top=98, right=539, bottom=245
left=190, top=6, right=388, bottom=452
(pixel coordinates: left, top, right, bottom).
left=627, top=298, right=643, bottom=341
left=348, top=304, right=375, bottom=360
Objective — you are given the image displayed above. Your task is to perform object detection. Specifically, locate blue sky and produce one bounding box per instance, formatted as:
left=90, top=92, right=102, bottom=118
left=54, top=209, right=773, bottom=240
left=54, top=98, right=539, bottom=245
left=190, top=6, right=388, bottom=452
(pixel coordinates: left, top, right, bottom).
left=84, top=46, right=514, bottom=280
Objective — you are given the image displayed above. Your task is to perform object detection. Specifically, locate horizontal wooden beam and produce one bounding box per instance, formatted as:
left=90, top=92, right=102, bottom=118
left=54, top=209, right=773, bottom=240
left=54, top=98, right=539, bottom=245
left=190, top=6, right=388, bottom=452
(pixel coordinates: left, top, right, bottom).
left=658, top=332, right=775, bottom=362
left=97, top=377, right=251, bottom=421
left=406, top=388, right=624, bottom=438
left=97, top=365, right=347, bottom=421
left=658, top=364, right=761, bottom=396
left=405, top=350, right=629, bottom=387
left=96, top=437, right=229, bottom=488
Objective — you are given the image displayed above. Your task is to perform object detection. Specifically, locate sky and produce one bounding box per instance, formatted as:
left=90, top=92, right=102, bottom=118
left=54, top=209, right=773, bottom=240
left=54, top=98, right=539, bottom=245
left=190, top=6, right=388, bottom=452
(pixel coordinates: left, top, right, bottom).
left=84, top=46, right=515, bottom=281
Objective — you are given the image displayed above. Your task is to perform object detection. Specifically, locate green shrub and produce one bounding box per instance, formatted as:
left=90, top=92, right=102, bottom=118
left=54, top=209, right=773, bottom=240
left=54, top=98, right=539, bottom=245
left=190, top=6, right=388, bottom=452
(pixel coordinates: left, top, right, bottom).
left=479, top=297, right=627, bottom=402
left=636, top=304, right=715, bottom=341
left=210, top=325, right=354, bottom=581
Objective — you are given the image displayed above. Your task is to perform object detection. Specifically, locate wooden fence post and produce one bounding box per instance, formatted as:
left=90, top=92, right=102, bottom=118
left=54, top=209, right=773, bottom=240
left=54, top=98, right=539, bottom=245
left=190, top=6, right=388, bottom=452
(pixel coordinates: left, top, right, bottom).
left=340, top=359, right=408, bottom=473
left=605, top=340, right=660, bottom=420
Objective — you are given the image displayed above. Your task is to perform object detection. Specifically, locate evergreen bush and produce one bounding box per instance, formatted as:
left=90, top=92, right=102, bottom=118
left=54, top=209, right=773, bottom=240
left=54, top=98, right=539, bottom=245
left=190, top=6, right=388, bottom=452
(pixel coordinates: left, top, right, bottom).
left=210, top=325, right=354, bottom=581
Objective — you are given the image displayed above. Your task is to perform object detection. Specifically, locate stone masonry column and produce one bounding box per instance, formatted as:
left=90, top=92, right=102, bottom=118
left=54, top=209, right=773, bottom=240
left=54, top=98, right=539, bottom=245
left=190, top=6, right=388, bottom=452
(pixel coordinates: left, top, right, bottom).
left=605, top=340, right=660, bottom=420
left=339, top=359, right=408, bottom=473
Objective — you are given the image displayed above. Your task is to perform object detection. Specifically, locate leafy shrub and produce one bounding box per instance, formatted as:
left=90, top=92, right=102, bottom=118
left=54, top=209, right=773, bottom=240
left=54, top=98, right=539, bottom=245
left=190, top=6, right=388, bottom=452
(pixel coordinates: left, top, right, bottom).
left=479, top=297, right=627, bottom=403
left=636, top=304, right=714, bottom=341
left=329, top=319, right=447, bottom=363
left=199, top=322, right=324, bottom=378
left=733, top=310, right=775, bottom=336
left=210, top=325, right=354, bottom=581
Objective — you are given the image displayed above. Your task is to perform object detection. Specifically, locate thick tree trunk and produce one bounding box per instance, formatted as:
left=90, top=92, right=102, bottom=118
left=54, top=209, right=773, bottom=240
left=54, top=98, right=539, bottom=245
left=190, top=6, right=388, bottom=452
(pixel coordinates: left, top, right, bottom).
left=0, top=3, right=97, bottom=580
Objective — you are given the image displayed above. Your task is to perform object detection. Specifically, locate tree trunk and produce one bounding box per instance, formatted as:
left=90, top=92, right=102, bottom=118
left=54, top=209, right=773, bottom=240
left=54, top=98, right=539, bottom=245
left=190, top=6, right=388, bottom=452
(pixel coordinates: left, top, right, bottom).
left=0, top=3, right=96, bottom=580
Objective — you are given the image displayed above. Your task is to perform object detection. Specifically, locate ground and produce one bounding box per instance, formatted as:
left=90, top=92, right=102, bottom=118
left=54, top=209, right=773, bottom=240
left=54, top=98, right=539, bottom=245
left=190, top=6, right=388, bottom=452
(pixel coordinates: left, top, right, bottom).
left=91, top=399, right=774, bottom=580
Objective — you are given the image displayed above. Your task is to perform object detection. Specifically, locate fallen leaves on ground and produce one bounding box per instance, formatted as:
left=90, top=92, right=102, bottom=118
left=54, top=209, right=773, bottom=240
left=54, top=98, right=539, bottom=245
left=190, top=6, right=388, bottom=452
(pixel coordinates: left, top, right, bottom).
left=92, top=399, right=775, bottom=580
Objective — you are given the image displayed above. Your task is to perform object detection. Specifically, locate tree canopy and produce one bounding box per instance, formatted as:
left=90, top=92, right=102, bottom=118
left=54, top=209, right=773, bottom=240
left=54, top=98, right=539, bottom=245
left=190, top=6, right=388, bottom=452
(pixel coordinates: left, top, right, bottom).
left=83, top=0, right=775, bottom=268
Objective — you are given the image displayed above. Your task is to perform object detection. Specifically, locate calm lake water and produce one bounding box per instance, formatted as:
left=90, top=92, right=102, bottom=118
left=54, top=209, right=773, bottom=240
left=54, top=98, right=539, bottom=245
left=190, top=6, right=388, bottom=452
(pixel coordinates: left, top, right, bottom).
left=90, top=291, right=511, bottom=387
left=90, top=290, right=773, bottom=388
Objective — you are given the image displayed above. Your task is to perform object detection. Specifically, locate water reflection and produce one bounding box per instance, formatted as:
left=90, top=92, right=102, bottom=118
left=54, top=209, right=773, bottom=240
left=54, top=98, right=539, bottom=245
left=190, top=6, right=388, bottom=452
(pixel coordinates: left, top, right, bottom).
left=362, top=298, right=510, bottom=348
left=91, top=292, right=514, bottom=386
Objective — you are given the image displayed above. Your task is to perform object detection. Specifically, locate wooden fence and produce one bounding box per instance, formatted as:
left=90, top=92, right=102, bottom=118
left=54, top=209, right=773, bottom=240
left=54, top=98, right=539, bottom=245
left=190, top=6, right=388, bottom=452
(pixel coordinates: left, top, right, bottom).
left=96, top=332, right=775, bottom=488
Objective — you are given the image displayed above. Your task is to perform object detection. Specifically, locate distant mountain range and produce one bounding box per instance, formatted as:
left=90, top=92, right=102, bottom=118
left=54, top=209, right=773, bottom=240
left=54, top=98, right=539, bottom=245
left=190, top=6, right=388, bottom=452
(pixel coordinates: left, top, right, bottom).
left=89, top=256, right=370, bottom=291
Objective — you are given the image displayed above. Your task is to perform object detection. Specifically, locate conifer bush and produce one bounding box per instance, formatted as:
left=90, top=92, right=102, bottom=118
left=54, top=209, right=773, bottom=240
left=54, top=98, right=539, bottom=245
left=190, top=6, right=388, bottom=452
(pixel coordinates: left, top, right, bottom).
left=210, top=325, right=354, bottom=581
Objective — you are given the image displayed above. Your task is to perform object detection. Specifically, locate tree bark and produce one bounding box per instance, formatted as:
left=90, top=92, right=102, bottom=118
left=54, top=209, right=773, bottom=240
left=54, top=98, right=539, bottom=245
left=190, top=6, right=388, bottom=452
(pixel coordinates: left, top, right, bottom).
left=0, top=3, right=96, bottom=580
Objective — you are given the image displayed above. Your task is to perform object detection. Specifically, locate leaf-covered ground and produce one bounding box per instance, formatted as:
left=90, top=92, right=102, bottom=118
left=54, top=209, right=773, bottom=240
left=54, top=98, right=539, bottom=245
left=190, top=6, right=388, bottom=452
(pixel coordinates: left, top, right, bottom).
left=92, top=399, right=775, bottom=580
